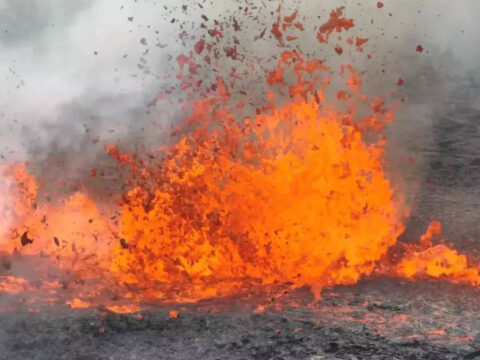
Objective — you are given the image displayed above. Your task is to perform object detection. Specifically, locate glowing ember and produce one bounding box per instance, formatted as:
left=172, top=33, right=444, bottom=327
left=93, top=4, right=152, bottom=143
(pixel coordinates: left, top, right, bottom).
left=106, top=304, right=142, bottom=314
left=0, top=275, right=30, bottom=295
left=67, top=298, right=91, bottom=310
left=317, top=8, right=354, bottom=43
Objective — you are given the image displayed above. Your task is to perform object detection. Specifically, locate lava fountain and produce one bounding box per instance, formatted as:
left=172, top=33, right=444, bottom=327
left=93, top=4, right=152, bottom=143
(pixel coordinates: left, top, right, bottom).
left=0, top=6, right=479, bottom=313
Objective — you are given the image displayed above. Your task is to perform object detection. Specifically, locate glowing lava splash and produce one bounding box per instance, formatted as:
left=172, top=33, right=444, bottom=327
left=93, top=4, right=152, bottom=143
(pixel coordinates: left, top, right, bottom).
left=0, top=7, right=480, bottom=313
left=108, top=53, right=404, bottom=302
left=0, top=50, right=406, bottom=307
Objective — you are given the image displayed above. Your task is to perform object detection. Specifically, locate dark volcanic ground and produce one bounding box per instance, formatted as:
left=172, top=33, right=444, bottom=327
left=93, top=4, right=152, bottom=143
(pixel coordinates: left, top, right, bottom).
left=401, top=81, right=480, bottom=254
left=2, top=82, right=480, bottom=360
left=2, top=279, right=480, bottom=360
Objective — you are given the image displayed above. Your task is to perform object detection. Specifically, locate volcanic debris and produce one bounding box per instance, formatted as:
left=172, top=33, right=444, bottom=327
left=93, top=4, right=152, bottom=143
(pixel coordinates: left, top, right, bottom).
left=20, top=232, right=34, bottom=247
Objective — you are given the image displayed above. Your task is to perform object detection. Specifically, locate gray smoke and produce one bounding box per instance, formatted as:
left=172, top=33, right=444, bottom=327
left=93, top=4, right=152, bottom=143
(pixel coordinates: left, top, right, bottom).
left=0, top=0, right=479, bottom=203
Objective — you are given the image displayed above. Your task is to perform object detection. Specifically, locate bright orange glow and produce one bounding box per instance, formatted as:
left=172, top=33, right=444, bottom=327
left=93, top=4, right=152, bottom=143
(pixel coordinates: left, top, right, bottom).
left=106, top=304, right=142, bottom=314
left=426, top=329, right=446, bottom=336
left=67, top=298, right=91, bottom=309
left=0, top=51, right=406, bottom=308
left=108, top=51, right=404, bottom=302
left=0, top=276, right=30, bottom=295
left=396, top=221, right=480, bottom=285
left=0, top=41, right=478, bottom=313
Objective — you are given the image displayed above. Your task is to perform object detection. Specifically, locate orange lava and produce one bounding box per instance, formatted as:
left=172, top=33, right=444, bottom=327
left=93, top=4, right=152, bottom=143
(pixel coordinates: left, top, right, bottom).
left=0, top=163, right=115, bottom=278
left=0, top=8, right=478, bottom=312
left=0, top=276, right=30, bottom=295
left=396, top=221, right=480, bottom=285
left=108, top=51, right=404, bottom=302
left=106, top=304, right=143, bottom=314
left=67, top=298, right=91, bottom=310
left=0, top=49, right=407, bottom=307
left=317, top=8, right=354, bottom=43
left=426, top=329, right=446, bottom=336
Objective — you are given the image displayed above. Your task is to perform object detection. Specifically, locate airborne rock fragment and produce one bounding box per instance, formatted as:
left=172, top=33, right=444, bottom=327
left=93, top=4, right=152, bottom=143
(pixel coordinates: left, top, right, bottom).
left=20, top=232, right=34, bottom=247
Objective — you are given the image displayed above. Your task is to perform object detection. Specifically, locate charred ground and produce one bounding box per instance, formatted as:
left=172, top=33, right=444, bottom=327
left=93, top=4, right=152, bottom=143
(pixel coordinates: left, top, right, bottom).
left=1, top=278, right=480, bottom=360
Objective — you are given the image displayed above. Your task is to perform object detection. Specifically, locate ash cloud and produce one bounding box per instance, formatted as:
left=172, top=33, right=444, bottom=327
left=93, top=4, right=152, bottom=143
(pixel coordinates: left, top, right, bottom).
left=0, top=0, right=93, bottom=46
left=0, top=0, right=479, bottom=206
left=0, top=0, right=186, bottom=195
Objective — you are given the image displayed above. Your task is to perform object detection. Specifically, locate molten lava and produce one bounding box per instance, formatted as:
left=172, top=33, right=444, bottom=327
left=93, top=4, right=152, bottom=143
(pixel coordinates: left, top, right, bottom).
left=0, top=7, right=479, bottom=312
left=0, top=49, right=408, bottom=306
left=110, top=55, right=403, bottom=302
left=396, top=222, right=480, bottom=286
